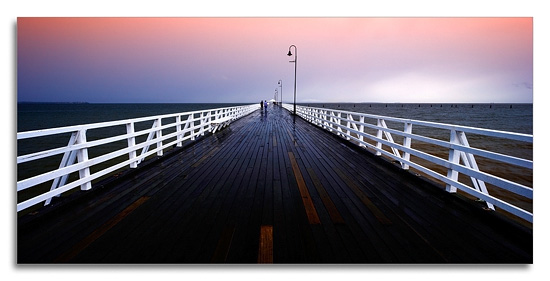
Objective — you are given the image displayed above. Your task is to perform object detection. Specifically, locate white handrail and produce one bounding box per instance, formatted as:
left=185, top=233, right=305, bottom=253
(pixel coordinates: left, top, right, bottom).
left=283, top=103, right=533, bottom=223
left=17, top=104, right=260, bottom=212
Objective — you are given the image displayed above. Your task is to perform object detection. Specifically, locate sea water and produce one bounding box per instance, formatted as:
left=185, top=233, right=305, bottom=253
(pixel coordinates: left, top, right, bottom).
left=301, top=103, right=532, bottom=134
left=17, top=103, right=248, bottom=132
left=17, top=102, right=532, bottom=134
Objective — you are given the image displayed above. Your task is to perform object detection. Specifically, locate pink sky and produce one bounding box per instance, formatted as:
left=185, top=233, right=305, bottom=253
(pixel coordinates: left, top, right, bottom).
left=17, top=17, right=533, bottom=103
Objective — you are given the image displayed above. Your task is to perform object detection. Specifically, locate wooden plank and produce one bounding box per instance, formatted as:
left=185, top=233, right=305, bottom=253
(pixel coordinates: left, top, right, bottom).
left=333, top=167, right=392, bottom=225
left=106, top=149, right=229, bottom=261
left=287, top=151, right=321, bottom=225
left=306, top=167, right=345, bottom=225
left=290, top=136, right=362, bottom=261
left=288, top=117, right=406, bottom=261
left=225, top=119, right=268, bottom=263
left=292, top=116, right=455, bottom=262
left=210, top=225, right=235, bottom=263
left=190, top=146, right=218, bottom=168
left=86, top=120, right=254, bottom=262
left=168, top=128, right=261, bottom=262
left=195, top=125, right=266, bottom=262
left=309, top=127, right=496, bottom=261
left=258, top=225, right=273, bottom=263
left=54, top=196, right=150, bottom=262
left=289, top=115, right=443, bottom=262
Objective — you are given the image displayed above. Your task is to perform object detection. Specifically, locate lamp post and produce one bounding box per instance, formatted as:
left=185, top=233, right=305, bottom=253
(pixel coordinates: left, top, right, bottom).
left=275, top=88, right=278, bottom=105
left=278, top=79, right=283, bottom=105
left=287, top=45, right=297, bottom=115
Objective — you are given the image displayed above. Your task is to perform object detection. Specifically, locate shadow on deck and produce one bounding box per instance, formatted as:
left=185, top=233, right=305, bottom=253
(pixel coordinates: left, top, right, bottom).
left=17, top=105, right=532, bottom=263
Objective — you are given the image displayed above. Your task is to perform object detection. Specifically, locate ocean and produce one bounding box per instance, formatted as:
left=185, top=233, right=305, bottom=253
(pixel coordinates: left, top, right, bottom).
left=17, top=103, right=249, bottom=132
left=301, top=102, right=533, bottom=134
left=17, top=102, right=533, bottom=217
left=17, top=102, right=533, bottom=134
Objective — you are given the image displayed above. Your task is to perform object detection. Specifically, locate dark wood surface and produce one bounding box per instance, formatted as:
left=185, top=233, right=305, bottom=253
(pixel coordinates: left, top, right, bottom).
left=17, top=106, right=532, bottom=263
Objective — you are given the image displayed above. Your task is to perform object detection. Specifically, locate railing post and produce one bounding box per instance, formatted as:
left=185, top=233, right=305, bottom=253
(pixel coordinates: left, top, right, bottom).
left=126, top=122, right=138, bottom=168
left=200, top=112, right=206, bottom=136
left=45, top=132, right=79, bottom=205
left=205, top=111, right=210, bottom=135
left=187, top=115, right=196, bottom=141
left=402, top=122, right=412, bottom=170
left=446, top=129, right=460, bottom=193
left=156, top=117, right=163, bottom=156
left=457, top=131, right=495, bottom=210
left=345, top=113, right=352, bottom=140
left=176, top=115, right=183, bottom=147
left=332, top=111, right=337, bottom=132
left=317, top=109, right=322, bottom=126
left=336, top=112, right=343, bottom=136
left=359, top=116, right=365, bottom=148
left=376, top=119, right=383, bottom=156
left=76, top=129, right=92, bottom=191
left=315, top=109, right=323, bottom=126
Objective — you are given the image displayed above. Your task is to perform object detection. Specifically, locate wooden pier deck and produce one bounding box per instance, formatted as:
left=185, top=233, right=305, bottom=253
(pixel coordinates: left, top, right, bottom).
left=17, top=106, right=532, bottom=263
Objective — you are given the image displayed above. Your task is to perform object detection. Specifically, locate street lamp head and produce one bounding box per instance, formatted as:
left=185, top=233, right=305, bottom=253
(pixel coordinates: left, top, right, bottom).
left=287, top=50, right=293, bottom=56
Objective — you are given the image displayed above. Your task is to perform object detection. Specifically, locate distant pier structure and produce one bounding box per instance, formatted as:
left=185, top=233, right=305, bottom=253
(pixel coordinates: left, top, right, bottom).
left=17, top=104, right=532, bottom=263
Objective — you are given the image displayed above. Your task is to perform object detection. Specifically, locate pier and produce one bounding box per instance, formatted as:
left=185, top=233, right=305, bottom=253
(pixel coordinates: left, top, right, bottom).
left=17, top=105, right=532, bottom=263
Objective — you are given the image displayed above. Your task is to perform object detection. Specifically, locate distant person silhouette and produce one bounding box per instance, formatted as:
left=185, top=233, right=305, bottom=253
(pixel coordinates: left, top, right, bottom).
left=260, top=100, right=263, bottom=109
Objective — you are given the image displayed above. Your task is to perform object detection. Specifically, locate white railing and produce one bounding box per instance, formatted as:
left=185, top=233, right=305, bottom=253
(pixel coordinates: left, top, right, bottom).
left=283, top=104, right=533, bottom=223
left=17, top=104, right=260, bottom=212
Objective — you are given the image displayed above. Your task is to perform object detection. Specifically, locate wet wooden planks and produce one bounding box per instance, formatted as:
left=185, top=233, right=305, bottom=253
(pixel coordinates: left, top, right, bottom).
left=17, top=106, right=532, bottom=263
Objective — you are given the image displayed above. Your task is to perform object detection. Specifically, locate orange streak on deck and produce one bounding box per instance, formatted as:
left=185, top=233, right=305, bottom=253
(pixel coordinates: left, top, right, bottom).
left=288, top=152, right=321, bottom=225
left=306, top=167, right=345, bottom=224
left=334, top=168, right=392, bottom=225
left=258, top=225, right=273, bottom=263
left=54, top=196, right=150, bottom=262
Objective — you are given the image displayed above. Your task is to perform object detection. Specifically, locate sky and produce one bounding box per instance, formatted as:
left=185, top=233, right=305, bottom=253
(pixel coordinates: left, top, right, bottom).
left=16, top=17, right=533, bottom=104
